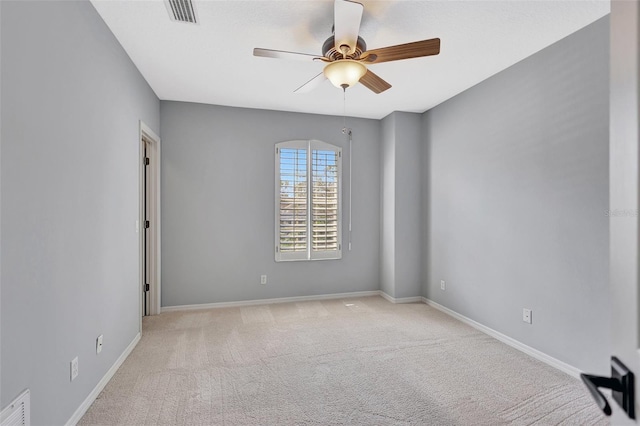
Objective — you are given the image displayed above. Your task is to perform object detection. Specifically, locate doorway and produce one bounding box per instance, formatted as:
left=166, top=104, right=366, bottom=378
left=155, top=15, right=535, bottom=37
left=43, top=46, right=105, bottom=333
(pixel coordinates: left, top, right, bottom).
left=140, top=122, right=161, bottom=317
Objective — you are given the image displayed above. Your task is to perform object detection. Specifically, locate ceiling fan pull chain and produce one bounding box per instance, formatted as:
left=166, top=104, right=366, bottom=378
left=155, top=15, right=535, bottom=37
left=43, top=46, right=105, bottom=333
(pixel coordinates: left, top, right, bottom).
left=340, top=89, right=353, bottom=252
left=342, top=88, right=347, bottom=131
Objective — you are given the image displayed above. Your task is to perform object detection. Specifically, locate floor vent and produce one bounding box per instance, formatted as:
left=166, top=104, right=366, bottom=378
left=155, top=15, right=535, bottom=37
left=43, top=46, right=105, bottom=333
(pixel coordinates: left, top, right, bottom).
left=0, top=390, right=30, bottom=426
left=164, top=0, right=198, bottom=24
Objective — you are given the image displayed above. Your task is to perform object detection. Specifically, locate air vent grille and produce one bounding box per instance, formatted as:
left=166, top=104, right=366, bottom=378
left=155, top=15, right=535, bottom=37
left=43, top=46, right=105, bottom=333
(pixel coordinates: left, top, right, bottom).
left=165, top=0, right=198, bottom=24
left=1, top=390, right=30, bottom=426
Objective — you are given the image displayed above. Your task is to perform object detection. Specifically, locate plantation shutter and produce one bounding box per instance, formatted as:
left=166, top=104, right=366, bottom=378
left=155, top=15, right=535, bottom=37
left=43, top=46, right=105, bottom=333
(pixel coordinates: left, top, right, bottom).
left=276, top=140, right=341, bottom=261
left=277, top=141, right=308, bottom=261
left=312, top=148, right=339, bottom=253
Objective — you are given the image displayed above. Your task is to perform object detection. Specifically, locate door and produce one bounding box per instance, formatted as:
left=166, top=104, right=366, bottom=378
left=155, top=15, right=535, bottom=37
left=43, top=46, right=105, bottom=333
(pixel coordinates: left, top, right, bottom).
left=143, top=138, right=151, bottom=316
left=140, top=122, right=161, bottom=317
left=609, top=1, right=639, bottom=423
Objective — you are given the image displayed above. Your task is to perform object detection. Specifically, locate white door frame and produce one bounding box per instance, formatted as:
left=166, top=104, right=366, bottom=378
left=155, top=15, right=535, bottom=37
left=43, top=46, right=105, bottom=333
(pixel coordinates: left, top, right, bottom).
left=139, top=121, right=162, bottom=317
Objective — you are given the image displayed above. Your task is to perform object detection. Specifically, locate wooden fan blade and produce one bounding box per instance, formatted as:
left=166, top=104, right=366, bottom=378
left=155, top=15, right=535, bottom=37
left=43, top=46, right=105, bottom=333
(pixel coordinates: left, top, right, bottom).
left=359, top=69, right=391, bottom=94
left=294, top=72, right=328, bottom=93
left=334, top=0, right=363, bottom=56
left=253, top=48, right=319, bottom=62
left=362, top=38, right=440, bottom=64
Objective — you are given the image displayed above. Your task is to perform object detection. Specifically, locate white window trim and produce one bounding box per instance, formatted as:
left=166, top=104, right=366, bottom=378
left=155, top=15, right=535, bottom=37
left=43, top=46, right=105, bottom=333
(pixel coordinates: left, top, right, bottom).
left=275, top=139, right=342, bottom=262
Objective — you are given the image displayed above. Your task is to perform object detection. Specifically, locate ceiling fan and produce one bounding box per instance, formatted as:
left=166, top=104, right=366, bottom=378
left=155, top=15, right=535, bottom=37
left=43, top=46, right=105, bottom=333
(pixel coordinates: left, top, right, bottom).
left=253, top=0, right=440, bottom=94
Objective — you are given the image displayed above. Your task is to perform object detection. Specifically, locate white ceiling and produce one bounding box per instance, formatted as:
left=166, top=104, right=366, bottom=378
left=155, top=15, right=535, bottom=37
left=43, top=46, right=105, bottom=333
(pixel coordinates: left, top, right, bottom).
left=90, top=0, right=609, bottom=120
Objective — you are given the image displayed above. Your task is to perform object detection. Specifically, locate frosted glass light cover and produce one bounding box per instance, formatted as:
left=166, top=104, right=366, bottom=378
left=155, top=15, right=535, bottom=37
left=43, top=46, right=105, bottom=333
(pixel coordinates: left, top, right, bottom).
left=323, top=60, right=367, bottom=89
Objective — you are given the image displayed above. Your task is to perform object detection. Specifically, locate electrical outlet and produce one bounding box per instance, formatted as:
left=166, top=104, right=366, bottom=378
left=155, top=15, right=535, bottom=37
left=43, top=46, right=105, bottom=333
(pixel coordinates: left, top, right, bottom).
left=523, top=308, right=532, bottom=324
left=260, top=275, right=267, bottom=285
left=440, top=280, right=446, bottom=291
left=96, top=335, right=103, bottom=354
left=70, top=357, right=79, bottom=381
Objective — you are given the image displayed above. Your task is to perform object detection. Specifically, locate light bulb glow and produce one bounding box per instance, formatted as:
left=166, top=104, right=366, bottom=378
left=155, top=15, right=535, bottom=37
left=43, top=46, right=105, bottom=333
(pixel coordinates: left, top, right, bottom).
left=323, top=60, right=367, bottom=89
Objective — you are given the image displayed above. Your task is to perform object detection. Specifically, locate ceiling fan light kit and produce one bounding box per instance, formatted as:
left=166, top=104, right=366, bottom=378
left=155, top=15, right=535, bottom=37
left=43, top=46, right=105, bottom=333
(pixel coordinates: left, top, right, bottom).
left=253, top=0, right=441, bottom=94
left=324, top=60, right=367, bottom=89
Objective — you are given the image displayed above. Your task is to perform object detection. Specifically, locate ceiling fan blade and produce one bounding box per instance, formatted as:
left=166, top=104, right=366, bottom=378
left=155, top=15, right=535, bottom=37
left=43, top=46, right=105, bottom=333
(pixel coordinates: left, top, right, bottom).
left=362, top=38, right=440, bottom=64
left=294, top=72, right=328, bottom=93
left=334, top=0, right=363, bottom=56
left=253, top=48, right=319, bottom=62
left=359, top=69, right=391, bottom=94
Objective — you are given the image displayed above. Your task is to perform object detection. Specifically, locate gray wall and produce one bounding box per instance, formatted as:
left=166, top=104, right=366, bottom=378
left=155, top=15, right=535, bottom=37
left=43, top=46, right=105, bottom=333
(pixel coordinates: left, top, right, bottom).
left=393, top=112, right=422, bottom=299
left=1, top=1, right=159, bottom=424
left=380, top=112, right=422, bottom=299
left=422, top=17, right=610, bottom=372
left=160, top=101, right=380, bottom=307
left=380, top=114, right=396, bottom=297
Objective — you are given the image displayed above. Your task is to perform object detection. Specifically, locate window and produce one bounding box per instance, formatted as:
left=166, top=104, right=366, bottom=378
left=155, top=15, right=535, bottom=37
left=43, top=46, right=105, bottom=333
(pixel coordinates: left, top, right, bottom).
left=275, top=140, right=342, bottom=261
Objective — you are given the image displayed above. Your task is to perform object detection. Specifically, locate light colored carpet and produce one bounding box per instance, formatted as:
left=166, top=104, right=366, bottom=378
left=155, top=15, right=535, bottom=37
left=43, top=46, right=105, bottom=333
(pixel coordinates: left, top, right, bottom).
left=80, top=296, right=607, bottom=425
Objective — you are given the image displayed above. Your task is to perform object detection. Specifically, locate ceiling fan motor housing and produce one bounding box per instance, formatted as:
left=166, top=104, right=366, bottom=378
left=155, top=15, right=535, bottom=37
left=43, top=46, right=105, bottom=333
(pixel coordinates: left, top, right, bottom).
left=322, top=35, right=367, bottom=60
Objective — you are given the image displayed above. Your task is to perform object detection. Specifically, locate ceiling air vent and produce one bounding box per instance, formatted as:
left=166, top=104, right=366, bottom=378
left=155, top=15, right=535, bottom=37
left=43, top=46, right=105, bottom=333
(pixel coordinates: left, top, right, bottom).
left=164, top=0, right=198, bottom=24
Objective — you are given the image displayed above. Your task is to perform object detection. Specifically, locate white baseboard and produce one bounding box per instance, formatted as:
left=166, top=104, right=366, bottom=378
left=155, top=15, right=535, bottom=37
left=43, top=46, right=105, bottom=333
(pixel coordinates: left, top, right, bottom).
left=422, top=297, right=581, bottom=379
left=379, top=291, right=423, bottom=304
left=66, top=333, right=141, bottom=426
left=161, top=290, right=381, bottom=312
